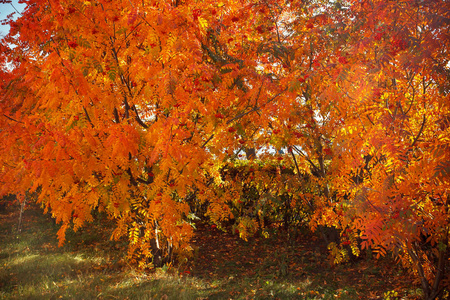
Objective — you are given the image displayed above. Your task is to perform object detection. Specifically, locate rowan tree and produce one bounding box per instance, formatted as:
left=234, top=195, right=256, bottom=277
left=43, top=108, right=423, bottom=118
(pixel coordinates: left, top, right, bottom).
left=324, top=1, right=450, bottom=298
left=1, top=0, right=449, bottom=297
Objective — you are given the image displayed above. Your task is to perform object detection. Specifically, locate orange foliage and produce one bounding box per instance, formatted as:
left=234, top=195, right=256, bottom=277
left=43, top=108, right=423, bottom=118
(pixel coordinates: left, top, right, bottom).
left=1, top=0, right=449, bottom=296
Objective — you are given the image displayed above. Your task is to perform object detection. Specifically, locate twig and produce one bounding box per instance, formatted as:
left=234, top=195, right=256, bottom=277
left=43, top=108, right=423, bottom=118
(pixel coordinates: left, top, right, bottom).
left=3, top=114, right=23, bottom=123
left=411, top=114, right=426, bottom=149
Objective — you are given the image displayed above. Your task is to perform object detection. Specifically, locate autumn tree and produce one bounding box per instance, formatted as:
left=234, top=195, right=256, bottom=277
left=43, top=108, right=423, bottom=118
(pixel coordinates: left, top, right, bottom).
left=323, top=1, right=450, bottom=298
left=0, top=0, right=312, bottom=266
left=1, top=0, right=450, bottom=297
left=0, top=0, right=226, bottom=266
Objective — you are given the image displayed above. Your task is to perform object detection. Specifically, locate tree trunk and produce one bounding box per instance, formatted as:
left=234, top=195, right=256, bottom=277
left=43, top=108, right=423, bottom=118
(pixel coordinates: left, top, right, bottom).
left=149, top=221, right=173, bottom=268
left=17, top=195, right=27, bottom=233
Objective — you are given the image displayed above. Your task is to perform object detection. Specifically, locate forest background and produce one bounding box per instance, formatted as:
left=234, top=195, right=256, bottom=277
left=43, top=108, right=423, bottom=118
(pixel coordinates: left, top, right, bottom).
left=0, top=0, right=449, bottom=299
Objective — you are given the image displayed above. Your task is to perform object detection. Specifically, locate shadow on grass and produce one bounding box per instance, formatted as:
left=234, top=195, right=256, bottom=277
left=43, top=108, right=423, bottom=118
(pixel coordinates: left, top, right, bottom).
left=0, top=201, right=419, bottom=300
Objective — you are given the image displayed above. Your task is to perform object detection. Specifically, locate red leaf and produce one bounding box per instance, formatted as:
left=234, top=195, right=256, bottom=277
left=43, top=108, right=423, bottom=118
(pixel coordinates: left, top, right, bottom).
left=68, top=41, right=78, bottom=48
left=193, top=9, right=201, bottom=21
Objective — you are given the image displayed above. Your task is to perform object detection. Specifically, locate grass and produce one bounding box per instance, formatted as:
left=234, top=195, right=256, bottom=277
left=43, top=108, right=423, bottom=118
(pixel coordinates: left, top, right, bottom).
left=0, top=201, right=421, bottom=300
left=0, top=203, right=206, bottom=300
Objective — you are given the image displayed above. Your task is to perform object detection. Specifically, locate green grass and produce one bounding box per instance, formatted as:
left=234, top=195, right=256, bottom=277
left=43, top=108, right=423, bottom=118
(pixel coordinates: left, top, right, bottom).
left=0, top=205, right=207, bottom=300
left=0, top=202, right=420, bottom=300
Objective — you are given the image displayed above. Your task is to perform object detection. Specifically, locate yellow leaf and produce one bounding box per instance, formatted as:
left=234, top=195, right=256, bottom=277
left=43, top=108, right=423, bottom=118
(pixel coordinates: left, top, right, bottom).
left=198, top=17, right=208, bottom=30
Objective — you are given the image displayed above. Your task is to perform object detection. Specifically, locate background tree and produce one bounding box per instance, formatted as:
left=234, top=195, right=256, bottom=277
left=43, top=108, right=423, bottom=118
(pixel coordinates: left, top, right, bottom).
left=326, top=1, right=450, bottom=298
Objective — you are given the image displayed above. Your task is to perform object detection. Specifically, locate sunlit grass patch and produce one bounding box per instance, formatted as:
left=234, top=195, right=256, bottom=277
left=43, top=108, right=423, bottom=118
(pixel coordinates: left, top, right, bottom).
left=1, top=250, right=101, bottom=298
left=0, top=204, right=210, bottom=300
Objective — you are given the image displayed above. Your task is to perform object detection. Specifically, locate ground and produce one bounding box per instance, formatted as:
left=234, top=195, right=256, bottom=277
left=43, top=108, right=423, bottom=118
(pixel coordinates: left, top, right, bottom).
left=0, top=201, right=422, bottom=299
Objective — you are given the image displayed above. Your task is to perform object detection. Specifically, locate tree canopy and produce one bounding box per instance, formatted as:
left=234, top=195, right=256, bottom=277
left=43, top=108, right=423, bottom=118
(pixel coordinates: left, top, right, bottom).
left=1, top=0, right=449, bottom=298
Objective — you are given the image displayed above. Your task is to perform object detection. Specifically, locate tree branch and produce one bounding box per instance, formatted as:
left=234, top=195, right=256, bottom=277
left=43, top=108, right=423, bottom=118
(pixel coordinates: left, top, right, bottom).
left=113, top=107, right=120, bottom=123
left=201, top=134, right=215, bottom=149
left=411, top=114, right=426, bottom=149
left=226, top=88, right=287, bottom=125
left=2, top=114, right=23, bottom=123
left=83, top=107, right=94, bottom=127
left=409, top=243, right=431, bottom=298
left=131, top=104, right=148, bottom=128
left=292, top=145, right=320, bottom=175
